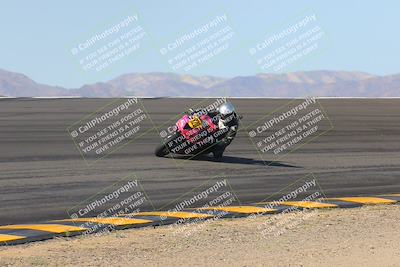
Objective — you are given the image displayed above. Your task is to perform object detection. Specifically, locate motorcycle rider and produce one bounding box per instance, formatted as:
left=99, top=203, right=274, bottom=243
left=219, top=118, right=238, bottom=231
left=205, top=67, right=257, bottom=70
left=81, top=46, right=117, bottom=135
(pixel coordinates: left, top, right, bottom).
left=188, top=102, right=239, bottom=159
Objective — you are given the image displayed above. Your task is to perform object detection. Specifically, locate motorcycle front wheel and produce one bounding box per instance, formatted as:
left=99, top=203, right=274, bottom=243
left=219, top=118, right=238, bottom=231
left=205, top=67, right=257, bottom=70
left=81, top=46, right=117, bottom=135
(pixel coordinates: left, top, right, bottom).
left=154, top=132, right=180, bottom=157
left=155, top=142, right=169, bottom=156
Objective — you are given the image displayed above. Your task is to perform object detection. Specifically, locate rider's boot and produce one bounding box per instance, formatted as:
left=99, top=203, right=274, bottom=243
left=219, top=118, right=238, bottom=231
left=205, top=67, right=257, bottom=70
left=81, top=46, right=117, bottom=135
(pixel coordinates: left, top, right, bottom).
left=212, top=148, right=224, bottom=160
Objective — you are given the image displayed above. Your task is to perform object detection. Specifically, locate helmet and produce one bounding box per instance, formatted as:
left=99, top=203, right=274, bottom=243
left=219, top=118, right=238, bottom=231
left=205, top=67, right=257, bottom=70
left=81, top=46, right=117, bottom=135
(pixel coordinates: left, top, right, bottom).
left=218, top=102, right=235, bottom=119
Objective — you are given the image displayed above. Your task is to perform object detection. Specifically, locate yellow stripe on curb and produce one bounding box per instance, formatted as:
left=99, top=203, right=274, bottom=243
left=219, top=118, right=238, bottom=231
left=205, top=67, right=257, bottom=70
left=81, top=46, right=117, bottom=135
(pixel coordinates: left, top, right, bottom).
left=0, top=234, right=26, bottom=243
left=54, top=217, right=152, bottom=226
left=0, top=224, right=87, bottom=234
left=128, top=211, right=213, bottom=219
left=329, top=197, right=397, bottom=205
left=380, top=194, right=400, bottom=197
left=196, top=206, right=276, bottom=214
left=265, top=201, right=337, bottom=209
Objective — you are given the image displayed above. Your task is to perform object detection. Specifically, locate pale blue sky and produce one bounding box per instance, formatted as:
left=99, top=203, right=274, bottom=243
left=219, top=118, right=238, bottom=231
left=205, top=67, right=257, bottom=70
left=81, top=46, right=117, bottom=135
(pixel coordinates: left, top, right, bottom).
left=0, top=0, right=399, bottom=88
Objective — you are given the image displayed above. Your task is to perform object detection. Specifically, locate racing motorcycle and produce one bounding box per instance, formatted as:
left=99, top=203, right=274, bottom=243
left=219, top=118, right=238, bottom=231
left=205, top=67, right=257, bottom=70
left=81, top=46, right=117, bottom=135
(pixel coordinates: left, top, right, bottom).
left=155, top=109, right=239, bottom=159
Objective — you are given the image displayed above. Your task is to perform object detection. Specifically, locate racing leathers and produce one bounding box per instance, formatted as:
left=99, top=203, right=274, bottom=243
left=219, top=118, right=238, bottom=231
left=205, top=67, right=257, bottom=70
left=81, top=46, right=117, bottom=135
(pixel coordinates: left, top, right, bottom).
left=189, top=108, right=239, bottom=158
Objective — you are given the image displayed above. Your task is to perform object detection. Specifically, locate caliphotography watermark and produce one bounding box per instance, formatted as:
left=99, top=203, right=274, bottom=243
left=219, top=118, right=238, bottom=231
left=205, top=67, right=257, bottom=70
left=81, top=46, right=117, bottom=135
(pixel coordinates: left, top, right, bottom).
left=66, top=174, right=154, bottom=238
left=244, top=174, right=327, bottom=239
left=159, top=13, right=235, bottom=72
left=249, top=12, right=328, bottom=72
left=258, top=182, right=323, bottom=239
left=159, top=176, right=240, bottom=239
left=67, top=97, right=155, bottom=165
left=70, top=13, right=147, bottom=73
left=246, top=97, right=333, bottom=164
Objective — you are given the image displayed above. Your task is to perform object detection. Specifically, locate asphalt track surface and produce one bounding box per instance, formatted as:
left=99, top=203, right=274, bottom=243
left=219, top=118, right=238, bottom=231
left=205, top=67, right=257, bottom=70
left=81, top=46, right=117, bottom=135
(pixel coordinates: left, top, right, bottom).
left=0, top=98, right=399, bottom=225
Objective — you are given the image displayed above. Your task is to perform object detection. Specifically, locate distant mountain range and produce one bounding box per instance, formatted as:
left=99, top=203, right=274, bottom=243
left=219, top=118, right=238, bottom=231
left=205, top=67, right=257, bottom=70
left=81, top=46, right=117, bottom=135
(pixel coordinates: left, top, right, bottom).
left=0, top=68, right=399, bottom=97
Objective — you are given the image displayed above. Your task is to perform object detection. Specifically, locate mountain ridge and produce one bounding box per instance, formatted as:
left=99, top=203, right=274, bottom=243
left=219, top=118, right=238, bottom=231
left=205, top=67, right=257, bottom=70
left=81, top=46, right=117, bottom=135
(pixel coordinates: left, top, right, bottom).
left=0, top=68, right=398, bottom=97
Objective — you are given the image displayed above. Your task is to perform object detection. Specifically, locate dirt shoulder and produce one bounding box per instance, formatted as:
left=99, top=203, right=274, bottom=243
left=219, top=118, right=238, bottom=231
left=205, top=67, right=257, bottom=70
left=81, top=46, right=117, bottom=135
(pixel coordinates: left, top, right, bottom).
left=1, top=204, right=400, bottom=267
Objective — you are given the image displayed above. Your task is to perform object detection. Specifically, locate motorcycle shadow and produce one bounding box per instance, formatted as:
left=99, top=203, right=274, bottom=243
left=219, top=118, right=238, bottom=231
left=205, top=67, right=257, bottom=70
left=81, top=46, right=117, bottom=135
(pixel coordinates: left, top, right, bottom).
left=168, top=154, right=300, bottom=168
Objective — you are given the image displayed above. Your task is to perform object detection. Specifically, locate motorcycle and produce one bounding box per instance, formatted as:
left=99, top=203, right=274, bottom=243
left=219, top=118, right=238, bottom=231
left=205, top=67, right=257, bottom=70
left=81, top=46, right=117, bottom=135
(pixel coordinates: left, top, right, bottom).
left=155, top=110, right=238, bottom=159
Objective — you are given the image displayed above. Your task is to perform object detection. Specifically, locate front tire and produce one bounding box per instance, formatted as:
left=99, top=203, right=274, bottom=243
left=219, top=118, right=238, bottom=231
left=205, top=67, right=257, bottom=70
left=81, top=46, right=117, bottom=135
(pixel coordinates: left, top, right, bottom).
left=155, top=142, right=170, bottom=157
left=155, top=132, right=180, bottom=157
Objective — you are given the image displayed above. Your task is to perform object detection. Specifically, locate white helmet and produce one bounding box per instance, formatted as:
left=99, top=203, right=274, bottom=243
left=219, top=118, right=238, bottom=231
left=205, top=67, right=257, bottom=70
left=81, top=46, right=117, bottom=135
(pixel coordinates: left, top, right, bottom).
left=218, top=102, right=235, bottom=119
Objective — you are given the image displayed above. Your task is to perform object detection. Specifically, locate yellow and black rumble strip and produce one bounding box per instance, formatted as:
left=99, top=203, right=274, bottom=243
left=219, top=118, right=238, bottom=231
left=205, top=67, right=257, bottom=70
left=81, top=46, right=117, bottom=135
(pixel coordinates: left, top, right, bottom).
left=1, top=194, right=399, bottom=246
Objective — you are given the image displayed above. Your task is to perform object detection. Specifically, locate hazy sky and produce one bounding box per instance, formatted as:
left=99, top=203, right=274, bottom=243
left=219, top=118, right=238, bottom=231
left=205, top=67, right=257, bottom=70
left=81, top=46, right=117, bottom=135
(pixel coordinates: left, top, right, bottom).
left=1, top=0, right=399, bottom=88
